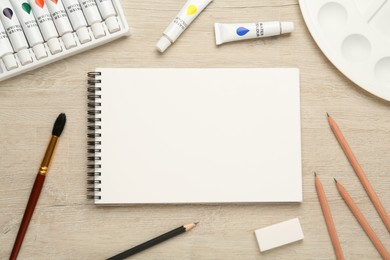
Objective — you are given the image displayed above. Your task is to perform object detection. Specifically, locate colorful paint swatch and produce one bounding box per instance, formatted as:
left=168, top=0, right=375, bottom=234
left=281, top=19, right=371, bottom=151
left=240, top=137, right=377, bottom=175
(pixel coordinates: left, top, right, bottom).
left=35, top=0, right=45, bottom=8
left=236, top=27, right=250, bottom=36
left=3, top=8, right=13, bottom=19
left=22, top=3, right=31, bottom=14
left=187, top=4, right=197, bottom=15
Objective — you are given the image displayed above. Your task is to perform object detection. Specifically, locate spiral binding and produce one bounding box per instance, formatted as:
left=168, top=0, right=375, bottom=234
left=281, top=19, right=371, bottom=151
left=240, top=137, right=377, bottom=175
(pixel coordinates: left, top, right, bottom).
left=87, top=72, right=102, bottom=200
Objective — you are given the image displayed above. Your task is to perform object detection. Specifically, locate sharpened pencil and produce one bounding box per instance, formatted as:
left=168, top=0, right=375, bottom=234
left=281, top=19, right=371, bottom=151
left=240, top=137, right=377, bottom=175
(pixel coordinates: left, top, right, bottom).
left=314, top=173, right=344, bottom=260
left=107, top=222, right=198, bottom=260
left=334, top=179, right=390, bottom=259
left=327, top=114, right=390, bottom=233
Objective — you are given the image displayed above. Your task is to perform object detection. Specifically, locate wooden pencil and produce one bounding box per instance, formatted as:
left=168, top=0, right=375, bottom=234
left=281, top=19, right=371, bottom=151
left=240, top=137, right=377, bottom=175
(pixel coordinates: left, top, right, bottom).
left=334, top=179, right=390, bottom=259
left=327, top=114, right=390, bottom=233
left=107, top=222, right=198, bottom=260
left=314, top=173, right=344, bottom=260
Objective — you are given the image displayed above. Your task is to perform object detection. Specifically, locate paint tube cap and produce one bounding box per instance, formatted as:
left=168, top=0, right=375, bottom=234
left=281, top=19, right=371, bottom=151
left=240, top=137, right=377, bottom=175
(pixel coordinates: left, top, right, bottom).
left=156, top=36, right=171, bottom=53
left=17, top=49, right=33, bottom=65
left=47, top=38, right=62, bottom=54
left=32, top=44, right=48, bottom=60
left=62, top=33, right=77, bottom=49
left=106, top=16, right=120, bottom=33
left=281, top=22, right=294, bottom=34
left=91, top=22, right=106, bottom=39
left=76, top=27, right=91, bottom=44
left=2, top=54, right=18, bottom=70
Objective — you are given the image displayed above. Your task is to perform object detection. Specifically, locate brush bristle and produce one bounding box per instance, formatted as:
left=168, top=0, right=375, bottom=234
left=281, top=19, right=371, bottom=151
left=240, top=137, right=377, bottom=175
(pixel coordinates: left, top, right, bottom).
left=52, top=113, right=66, bottom=137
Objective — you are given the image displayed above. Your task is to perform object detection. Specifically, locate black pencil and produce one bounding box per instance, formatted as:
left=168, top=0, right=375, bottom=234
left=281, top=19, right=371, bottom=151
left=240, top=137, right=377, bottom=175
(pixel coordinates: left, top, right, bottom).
left=106, top=222, right=198, bottom=260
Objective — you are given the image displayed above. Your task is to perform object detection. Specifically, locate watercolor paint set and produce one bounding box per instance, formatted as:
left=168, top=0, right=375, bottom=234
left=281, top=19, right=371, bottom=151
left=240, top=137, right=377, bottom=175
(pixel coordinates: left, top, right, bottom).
left=300, top=0, right=390, bottom=101
left=0, top=0, right=129, bottom=82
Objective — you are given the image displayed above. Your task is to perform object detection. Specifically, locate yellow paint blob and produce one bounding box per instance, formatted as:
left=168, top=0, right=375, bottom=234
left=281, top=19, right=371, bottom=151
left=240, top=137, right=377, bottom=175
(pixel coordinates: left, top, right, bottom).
left=187, top=5, right=197, bottom=15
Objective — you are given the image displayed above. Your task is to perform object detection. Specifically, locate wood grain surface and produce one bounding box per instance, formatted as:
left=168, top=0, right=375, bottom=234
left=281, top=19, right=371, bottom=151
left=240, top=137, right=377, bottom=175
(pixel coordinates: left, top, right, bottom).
left=1, top=0, right=389, bottom=259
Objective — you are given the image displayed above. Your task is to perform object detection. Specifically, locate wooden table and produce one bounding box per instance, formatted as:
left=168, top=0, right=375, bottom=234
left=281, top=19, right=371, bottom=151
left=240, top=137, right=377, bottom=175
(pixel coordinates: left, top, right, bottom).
left=1, top=0, right=389, bottom=259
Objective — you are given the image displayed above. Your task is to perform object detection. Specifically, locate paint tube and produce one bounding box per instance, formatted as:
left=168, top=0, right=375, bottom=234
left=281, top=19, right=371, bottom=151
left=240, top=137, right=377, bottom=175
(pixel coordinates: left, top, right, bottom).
left=45, top=0, right=77, bottom=49
left=11, top=0, right=47, bottom=60
left=28, top=0, right=62, bottom=54
left=94, top=0, right=119, bottom=33
left=0, top=0, right=32, bottom=64
left=214, top=21, right=294, bottom=45
left=62, top=0, right=91, bottom=43
left=156, top=0, right=212, bottom=53
left=0, top=20, right=18, bottom=69
left=78, top=0, right=105, bottom=39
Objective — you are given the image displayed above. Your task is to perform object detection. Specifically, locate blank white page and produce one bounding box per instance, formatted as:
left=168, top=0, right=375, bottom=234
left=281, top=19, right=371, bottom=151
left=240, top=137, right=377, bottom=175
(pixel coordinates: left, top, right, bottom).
left=95, top=68, right=301, bottom=204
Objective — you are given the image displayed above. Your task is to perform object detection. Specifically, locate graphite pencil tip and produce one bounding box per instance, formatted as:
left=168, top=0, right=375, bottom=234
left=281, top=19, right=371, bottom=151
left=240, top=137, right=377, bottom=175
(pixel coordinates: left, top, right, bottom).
left=333, top=178, right=337, bottom=183
left=194, top=222, right=199, bottom=225
left=314, top=172, right=317, bottom=176
left=326, top=112, right=330, bottom=117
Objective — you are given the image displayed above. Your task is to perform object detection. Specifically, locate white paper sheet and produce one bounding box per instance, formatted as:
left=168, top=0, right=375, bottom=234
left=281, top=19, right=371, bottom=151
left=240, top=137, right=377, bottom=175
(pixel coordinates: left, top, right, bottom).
left=94, top=68, right=302, bottom=204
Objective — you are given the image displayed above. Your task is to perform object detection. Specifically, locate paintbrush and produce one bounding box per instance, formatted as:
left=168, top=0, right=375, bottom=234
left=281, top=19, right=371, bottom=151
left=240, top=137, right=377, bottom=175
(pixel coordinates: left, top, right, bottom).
left=10, top=113, right=66, bottom=260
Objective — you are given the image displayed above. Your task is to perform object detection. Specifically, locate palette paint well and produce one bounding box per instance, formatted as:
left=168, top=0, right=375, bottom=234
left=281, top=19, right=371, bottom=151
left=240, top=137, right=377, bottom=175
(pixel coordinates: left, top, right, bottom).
left=300, top=0, right=390, bottom=101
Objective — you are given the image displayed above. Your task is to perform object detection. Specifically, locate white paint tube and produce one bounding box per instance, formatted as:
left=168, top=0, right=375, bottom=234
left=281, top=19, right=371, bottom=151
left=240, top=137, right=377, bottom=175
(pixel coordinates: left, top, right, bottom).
left=11, top=0, right=47, bottom=60
left=156, top=0, right=212, bottom=53
left=95, top=0, right=119, bottom=33
left=28, top=0, right=62, bottom=54
left=0, top=0, right=32, bottom=64
left=62, top=0, right=91, bottom=43
left=0, top=20, right=18, bottom=69
left=45, top=0, right=77, bottom=49
left=79, top=0, right=105, bottom=39
left=214, top=21, right=294, bottom=45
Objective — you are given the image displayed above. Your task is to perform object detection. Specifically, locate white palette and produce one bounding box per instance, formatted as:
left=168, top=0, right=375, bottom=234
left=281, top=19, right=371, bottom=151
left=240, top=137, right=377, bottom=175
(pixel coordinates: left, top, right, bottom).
left=300, top=0, right=390, bottom=101
left=0, top=0, right=129, bottom=82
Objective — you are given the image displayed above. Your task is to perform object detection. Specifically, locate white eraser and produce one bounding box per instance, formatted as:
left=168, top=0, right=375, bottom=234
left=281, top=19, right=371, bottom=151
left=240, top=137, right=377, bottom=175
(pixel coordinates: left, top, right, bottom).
left=254, top=218, right=304, bottom=252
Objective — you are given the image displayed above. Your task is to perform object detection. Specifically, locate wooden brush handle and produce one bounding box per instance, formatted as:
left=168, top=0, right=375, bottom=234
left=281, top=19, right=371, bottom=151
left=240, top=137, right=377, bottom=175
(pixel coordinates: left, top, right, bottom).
left=10, top=174, right=45, bottom=260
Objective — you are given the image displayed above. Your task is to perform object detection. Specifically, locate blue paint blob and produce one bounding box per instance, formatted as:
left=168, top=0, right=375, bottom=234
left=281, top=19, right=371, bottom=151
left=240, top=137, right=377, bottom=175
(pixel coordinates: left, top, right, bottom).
left=236, top=27, right=250, bottom=36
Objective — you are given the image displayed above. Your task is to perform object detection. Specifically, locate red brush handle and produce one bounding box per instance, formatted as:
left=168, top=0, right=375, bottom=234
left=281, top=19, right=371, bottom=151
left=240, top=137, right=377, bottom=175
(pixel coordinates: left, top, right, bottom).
left=10, top=174, right=45, bottom=260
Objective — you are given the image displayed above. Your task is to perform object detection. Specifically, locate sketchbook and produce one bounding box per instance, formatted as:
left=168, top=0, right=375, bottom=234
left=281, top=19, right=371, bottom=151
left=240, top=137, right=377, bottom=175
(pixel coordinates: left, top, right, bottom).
left=87, top=68, right=302, bottom=204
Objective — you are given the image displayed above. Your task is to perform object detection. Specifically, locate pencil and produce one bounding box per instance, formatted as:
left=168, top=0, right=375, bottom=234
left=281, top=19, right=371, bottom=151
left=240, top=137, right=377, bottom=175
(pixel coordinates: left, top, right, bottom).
left=327, top=114, right=390, bottom=233
left=9, top=113, right=66, bottom=260
left=314, top=173, right=344, bottom=260
left=334, top=179, right=390, bottom=259
left=106, top=222, right=198, bottom=260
